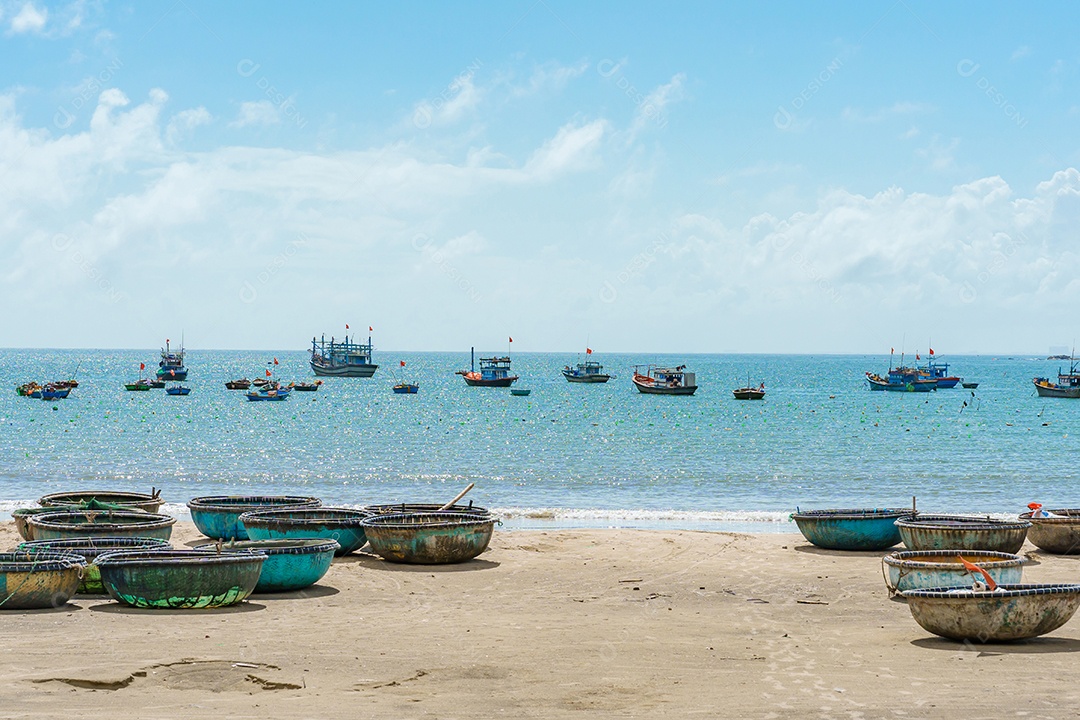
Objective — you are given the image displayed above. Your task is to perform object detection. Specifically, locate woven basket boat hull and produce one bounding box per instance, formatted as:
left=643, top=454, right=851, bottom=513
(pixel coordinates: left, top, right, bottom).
left=195, top=539, right=338, bottom=593
left=362, top=512, right=496, bottom=564
left=27, top=511, right=175, bottom=543
left=790, top=509, right=910, bottom=551
left=188, top=495, right=322, bottom=541
left=903, top=584, right=1080, bottom=641
left=96, top=550, right=265, bottom=609
left=18, top=538, right=171, bottom=594
left=240, top=508, right=373, bottom=556
left=1020, top=510, right=1080, bottom=554
left=896, top=515, right=1030, bottom=554
left=0, top=552, right=86, bottom=609
left=882, top=550, right=1027, bottom=594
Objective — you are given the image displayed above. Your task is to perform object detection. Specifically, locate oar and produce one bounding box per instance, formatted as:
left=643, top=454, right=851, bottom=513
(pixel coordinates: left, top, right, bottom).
left=438, top=483, right=475, bottom=511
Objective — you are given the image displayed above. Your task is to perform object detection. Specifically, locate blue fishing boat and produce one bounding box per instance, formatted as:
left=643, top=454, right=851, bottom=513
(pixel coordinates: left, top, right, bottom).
left=310, top=331, right=378, bottom=377
left=632, top=365, right=697, bottom=395
left=456, top=347, right=518, bottom=387
left=866, top=351, right=937, bottom=392
left=917, top=350, right=960, bottom=388
left=393, top=383, right=419, bottom=394
left=39, top=383, right=71, bottom=400
left=562, top=349, right=612, bottom=383
left=165, top=384, right=191, bottom=396
left=156, top=338, right=187, bottom=381
left=246, top=384, right=290, bottom=401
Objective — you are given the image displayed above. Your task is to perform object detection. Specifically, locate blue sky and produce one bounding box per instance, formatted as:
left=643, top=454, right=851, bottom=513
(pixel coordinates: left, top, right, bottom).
left=2, top=1, right=1079, bottom=354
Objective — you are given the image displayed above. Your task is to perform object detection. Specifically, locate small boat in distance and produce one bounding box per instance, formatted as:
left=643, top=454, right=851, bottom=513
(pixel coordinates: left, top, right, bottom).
left=1034, top=357, right=1080, bottom=398
left=510, top=388, right=531, bottom=396
left=867, top=350, right=938, bottom=392
left=246, top=383, right=290, bottom=401
left=39, top=383, right=71, bottom=400
left=961, top=381, right=979, bottom=389
left=290, top=381, right=322, bottom=392
left=147, top=379, right=166, bottom=389
left=16, top=382, right=42, bottom=397
left=310, top=331, right=378, bottom=377
left=631, top=365, right=698, bottom=395
left=225, top=378, right=252, bottom=390
left=733, top=375, right=765, bottom=400
left=165, top=385, right=191, bottom=396
left=456, top=347, right=519, bottom=387
left=157, top=338, right=188, bottom=381
left=563, top=348, right=613, bottom=383
left=125, top=380, right=152, bottom=391
left=392, top=383, right=419, bottom=394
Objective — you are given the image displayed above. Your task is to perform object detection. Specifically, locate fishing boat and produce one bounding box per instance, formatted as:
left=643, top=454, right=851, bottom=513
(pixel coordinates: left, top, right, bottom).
left=456, top=347, right=519, bottom=387
left=165, top=384, right=191, bottom=396
left=225, top=378, right=252, bottom=390
left=510, top=388, right=531, bottom=396
left=289, top=380, right=322, bottom=392
left=310, top=332, right=378, bottom=377
left=17, top=382, right=42, bottom=397
left=156, top=338, right=188, bottom=381
left=733, top=374, right=765, bottom=400
left=147, top=379, right=166, bottom=389
left=124, top=380, right=152, bottom=391
left=631, top=365, right=697, bottom=395
left=917, top=351, right=961, bottom=388
left=39, top=383, right=71, bottom=400
left=961, top=381, right=979, bottom=389
left=392, top=383, right=419, bottom=394
left=867, top=349, right=938, bottom=392
left=1033, top=357, right=1080, bottom=398
left=562, top=349, right=612, bottom=383
left=246, top=386, right=290, bottom=401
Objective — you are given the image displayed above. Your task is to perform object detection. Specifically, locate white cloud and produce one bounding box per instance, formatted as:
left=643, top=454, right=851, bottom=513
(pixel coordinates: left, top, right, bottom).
left=627, top=73, right=685, bottom=140
left=9, top=2, right=47, bottom=34
left=166, top=107, right=212, bottom=144
left=1011, top=45, right=1031, bottom=61
left=524, top=119, right=607, bottom=180
left=230, top=100, right=281, bottom=128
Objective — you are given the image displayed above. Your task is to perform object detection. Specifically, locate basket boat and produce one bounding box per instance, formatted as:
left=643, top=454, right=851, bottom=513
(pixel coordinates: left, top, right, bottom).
left=790, top=508, right=911, bottom=551
left=895, top=515, right=1031, bottom=554
left=363, top=502, right=491, bottom=518
left=95, top=549, right=266, bottom=609
left=0, top=551, right=86, bottom=609
left=187, top=495, right=323, bottom=541
left=26, top=510, right=176, bottom=542
left=239, top=508, right=374, bottom=556
left=902, top=584, right=1080, bottom=641
left=882, top=550, right=1027, bottom=595
left=38, top=490, right=164, bottom=514
left=18, top=537, right=171, bottom=594
left=194, top=538, right=339, bottom=593
left=362, top=512, right=498, bottom=564
left=1019, top=509, right=1080, bottom=554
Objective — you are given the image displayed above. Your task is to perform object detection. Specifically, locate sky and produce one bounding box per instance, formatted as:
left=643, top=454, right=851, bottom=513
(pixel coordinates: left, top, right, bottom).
left=2, top=1, right=1079, bottom=354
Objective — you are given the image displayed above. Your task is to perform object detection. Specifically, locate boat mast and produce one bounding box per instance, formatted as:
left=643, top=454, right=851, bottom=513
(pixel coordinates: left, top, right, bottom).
left=471, top=346, right=475, bottom=373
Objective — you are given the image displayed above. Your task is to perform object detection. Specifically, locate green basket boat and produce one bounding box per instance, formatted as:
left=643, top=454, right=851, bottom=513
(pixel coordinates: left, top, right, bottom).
left=18, top=537, right=171, bottom=594
left=361, top=512, right=498, bottom=564
left=194, top=538, right=339, bottom=593
left=239, top=508, right=374, bottom=556
left=95, top=549, right=266, bottom=609
left=38, top=490, right=164, bottom=514
left=0, top=551, right=87, bottom=610
left=26, top=510, right=176, bottom=542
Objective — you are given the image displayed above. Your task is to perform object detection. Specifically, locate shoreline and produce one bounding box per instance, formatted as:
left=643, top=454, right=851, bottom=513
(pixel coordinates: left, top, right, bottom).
left=5, top=521, right=1079, bottom=718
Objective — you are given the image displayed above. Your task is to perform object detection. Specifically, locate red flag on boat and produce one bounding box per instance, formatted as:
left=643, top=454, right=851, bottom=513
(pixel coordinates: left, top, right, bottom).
left=916, top=353, right=920, bottom=360
left=890, top=347, right=894, bottom=354
left=400, top=361, right=406, bottom=367
left=929, top=347, right=935, bottom=355
left=586, top=348, right=592, bottom=355
left=369, top=326, right=373, bottom=332
left=273, top=358, right=279, bottom=365
left=509, top=337, right=513, bottom=343
left=345, top=324, right=349, bottom=330
left=265, top=369, right=271, bottom=377
left=139, top=362, right=145, bottom=371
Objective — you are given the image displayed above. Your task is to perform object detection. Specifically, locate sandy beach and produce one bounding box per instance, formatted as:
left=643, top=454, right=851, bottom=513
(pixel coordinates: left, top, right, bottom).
left=3, top=522, right=1080, bottom=719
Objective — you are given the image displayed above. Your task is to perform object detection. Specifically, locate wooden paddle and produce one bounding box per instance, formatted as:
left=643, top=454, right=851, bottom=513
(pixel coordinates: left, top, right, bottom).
left=438, top=483, right=475, bottom=511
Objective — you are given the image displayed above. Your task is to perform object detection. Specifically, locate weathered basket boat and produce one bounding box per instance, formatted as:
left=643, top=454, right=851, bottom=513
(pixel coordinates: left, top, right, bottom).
left=26, top=511, right=176, bottom=542
left=12, top=507, right=56, bottom=541
left=187, top=495, right=323, bottom=540
left=18, top=537, right=171, bottom=594
left=194, top=539, right=339, bottom=593
left=363, top=502, right=491, bottom=518
left=0, top=551, right=86, bottom=609
left=1019, top=509, right=1080, bottom=554
left=789, top=508, right=910, bottom=551
left=902, top=584, right=1080, bottom=641
left=362, top=512, right=497, bottom=564
left=95, top=549, right=266, bottom=609
left=38, top=490, right=164, bottom=514
left=895, top=515, right=1031, bottom=554
left=882, top=550, right=1027, bottom=595
left=239, top=508, right=374, bottom=556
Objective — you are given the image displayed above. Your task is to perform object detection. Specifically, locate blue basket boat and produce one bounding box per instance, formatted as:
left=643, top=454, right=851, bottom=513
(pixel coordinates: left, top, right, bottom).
left=361, top=512, right=498, bottom=564
left=18, top=537, right=171, bottom=594
left=882, top=550, right=1027, bottom=595
left=26, top=510, right=175, bottom=542
left=363, top=502, right=491, bottom=518
left=95, top=549, right=266, bottom=609
left=239, top=508, right=374, bottom=556
left=0, top=551, right=86, bottom=610
left=195, top=538, right=339, bottom=593
left=790, top=508, right=911, bottom=551
left=187, top=495, right=323, bottom=541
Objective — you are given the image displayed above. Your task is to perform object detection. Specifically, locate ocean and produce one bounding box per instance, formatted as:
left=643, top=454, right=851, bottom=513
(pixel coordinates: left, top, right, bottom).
left=1, top=349, right=1076, bottom=531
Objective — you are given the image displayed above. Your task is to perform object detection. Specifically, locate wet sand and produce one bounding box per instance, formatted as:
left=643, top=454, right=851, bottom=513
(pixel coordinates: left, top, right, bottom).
left=2, top=522, right=1079, bottom=719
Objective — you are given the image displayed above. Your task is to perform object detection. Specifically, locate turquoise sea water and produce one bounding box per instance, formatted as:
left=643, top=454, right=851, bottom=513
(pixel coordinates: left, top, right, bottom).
left=1, top=349, right=1077, bottom=530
